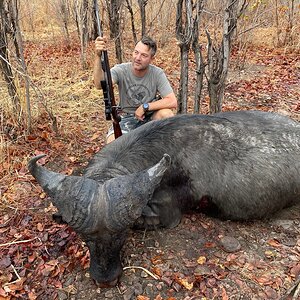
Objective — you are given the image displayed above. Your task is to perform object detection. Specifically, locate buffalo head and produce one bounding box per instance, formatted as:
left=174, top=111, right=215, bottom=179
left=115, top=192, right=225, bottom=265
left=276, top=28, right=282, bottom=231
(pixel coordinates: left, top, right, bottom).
left=28, top=154, right=171, bottom=286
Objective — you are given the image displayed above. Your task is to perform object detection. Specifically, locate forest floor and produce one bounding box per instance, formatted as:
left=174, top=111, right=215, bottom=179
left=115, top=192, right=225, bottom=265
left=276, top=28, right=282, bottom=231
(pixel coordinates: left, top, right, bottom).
left=0, top=36, right=300, bottom=300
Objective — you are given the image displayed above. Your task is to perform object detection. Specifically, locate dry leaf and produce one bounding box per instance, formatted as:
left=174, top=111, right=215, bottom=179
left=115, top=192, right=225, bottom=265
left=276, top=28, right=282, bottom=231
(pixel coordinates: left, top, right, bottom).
left=197, top=256, right=207, bottom=265
left=221, top=286, right=229, bottom=300
left=265, top=250, right=277, bottom=258
left=175, top=277, right=193, bottom=290
left=255, top=275, right=273, bottom=285
left=68, top=156, right=77, bottom=162
left=152, top=267, right=162, bottom=277
left=90, top=132, right=100, bottom=141
left=267, top=239, right=281, bottom=247
left=37, top=223, right=44, bottom=232
left=137, top=296, right=150, bottom=300
left=290, top=264, right=300, bottom=278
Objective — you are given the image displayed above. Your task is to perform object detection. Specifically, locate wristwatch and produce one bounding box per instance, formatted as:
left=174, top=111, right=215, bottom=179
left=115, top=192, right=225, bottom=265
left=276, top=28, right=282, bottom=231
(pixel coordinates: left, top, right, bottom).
left=142, top=103, right=149, bottom=112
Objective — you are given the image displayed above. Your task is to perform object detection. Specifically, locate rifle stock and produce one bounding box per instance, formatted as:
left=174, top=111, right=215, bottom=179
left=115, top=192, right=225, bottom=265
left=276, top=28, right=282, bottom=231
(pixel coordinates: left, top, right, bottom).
left=94, top=0, right=122, bottom=139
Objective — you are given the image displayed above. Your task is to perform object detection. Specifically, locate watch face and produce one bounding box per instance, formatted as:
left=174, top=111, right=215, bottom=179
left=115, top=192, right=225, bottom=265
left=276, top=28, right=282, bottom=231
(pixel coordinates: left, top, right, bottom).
left=143, top=103, right=149, bottom=111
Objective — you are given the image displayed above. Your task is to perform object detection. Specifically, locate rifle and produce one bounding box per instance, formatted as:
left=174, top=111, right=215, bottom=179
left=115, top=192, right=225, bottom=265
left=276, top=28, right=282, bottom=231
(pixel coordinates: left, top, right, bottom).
left=94, top=0, right=122, bottom=139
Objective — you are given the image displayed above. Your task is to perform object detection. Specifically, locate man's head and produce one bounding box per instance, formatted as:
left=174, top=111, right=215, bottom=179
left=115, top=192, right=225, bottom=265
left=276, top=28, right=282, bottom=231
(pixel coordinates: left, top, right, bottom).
left=139, top=36, right=157, bottom=57
left=132, top=36, right=157, bottom=73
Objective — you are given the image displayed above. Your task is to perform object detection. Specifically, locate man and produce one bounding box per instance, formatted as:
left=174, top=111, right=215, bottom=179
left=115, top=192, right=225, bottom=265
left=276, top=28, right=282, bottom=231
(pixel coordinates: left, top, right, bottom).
left=93, top=36, right=177, bottom=143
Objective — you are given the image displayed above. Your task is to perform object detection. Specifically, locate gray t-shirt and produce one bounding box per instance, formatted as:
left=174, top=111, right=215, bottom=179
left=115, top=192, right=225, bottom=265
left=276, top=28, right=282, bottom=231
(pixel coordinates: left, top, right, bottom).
left=111, top=62, right=173, bottom=114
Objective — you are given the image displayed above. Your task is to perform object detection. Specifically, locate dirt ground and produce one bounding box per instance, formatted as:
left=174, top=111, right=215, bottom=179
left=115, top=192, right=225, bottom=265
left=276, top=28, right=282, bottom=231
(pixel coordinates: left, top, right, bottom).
left=67, top=206, right=300, bottom=300
left=1, top=37, right=300, bottom=299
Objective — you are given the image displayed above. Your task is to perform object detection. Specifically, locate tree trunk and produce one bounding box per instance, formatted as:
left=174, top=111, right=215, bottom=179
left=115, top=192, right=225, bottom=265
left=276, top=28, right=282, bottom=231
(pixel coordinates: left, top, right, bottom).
left=91, top=0, right=98, bottom=40
left=191, top=0, right=205, bottom=114
left=193, top=43, right=205, bottom=114
left=74, top=0, right=89, bottom=69
left=0, top=0, right=21, bottom=119
left=284, top=0, right=295, bottom=46
left=175, top=0, right=193, bottom=114
left=206, top=0, right=247, bottom=113
left=10, top=0, right=32, bottom=131
left=125, top=0, right=137, bottom=44
left=138, top=0, right=147, bottom=37
left=81, top=0, right=89, bottom=69
left=178, top=43, right=189, bottom=113
left=105, top=0, right=123, bottom=63
left=60, top=0, right=71, bottom=46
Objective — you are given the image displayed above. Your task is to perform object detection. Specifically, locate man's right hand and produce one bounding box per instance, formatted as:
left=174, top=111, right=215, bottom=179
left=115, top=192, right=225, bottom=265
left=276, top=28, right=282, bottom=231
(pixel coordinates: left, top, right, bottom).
left=93, top=36, right=107, bottom=88
left=95, top=36, right=108, bottom=57
left=135, top=105, right=146, bottom=121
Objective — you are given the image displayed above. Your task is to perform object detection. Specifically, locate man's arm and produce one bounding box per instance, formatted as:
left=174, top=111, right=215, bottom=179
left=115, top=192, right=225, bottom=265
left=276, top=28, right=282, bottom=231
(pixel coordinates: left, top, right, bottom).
left=135, top=92, right=177, bottom=121
left=148, top=92, right=177, bottom=111
left=134, top=67, right=177, bottom=120
left=93, top=55, right=104, bottom=89
left=93, top=36, right=114, bottom=89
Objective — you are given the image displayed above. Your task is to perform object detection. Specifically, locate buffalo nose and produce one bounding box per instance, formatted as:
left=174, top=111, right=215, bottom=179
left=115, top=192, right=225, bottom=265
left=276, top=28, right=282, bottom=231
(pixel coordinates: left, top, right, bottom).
left=95, top=277, right=119, bottom=288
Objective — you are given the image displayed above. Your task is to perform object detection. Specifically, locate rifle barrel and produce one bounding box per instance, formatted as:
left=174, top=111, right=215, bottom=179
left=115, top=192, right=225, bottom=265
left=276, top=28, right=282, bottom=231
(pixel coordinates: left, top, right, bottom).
left=94, top=0, right=122, bottom=138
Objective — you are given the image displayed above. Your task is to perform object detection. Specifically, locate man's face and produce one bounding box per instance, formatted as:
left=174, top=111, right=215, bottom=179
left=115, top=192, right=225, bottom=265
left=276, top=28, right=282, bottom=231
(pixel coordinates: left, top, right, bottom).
left=132, top=41, right=154, bottom=72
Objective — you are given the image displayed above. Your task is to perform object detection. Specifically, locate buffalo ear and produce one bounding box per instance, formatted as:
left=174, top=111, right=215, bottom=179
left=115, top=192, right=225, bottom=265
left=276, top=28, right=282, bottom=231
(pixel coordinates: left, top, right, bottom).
left=104, top=154, right=171, bottom=231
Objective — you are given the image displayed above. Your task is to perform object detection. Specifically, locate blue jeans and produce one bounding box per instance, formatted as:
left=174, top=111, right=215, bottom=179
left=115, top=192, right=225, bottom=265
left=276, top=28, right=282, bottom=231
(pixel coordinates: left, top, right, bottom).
left=107, top=112, right=154, bottom=137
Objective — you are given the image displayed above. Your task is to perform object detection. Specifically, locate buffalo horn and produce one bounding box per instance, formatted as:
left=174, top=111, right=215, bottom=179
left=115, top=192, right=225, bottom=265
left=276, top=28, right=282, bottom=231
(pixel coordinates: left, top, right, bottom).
left=28, top=154, right=66, bottom=199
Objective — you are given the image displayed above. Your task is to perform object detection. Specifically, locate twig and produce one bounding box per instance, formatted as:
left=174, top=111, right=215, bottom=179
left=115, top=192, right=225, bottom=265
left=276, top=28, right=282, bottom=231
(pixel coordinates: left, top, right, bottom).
left=11, top=264, right=21, bottom=280
left=3, top=264, right=22, bottom=287
left=116, top=284, right=124, bottom=295
left=123, top=266, right=159, bottom=280
left=292, top=281, right=300, bottom=300
left=44, top=245, right=50, bottom=256
left=0, top=237, right=37, bottom=247
left=281, top=276, right=300, bottom=300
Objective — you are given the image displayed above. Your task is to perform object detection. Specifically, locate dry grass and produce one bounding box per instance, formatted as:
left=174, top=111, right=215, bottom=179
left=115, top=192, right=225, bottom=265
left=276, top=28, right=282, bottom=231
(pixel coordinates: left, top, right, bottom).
left=0, top=37, right=107, bottom=181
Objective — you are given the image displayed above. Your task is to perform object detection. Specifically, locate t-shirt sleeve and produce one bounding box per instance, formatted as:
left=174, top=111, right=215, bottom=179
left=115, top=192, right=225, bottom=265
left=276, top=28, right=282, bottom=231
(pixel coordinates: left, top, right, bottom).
left=110, top=64, right=122, bottom=84
left=156, top=69, right=174, bottom=97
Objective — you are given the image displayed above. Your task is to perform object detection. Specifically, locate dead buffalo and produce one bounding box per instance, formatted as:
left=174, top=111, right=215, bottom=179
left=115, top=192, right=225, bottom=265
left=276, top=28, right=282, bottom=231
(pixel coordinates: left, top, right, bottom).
left=28, top=110, right=300, bottom=287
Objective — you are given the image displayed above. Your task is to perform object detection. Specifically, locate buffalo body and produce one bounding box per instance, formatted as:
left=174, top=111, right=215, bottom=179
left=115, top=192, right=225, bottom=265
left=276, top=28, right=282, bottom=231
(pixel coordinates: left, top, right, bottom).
left=28, top=111, right=300, bottom=286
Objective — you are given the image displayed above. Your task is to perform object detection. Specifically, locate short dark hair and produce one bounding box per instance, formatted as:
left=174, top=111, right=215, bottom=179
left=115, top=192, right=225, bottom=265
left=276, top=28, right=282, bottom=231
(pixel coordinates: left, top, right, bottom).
left=140, top=36, right=157, bottom=57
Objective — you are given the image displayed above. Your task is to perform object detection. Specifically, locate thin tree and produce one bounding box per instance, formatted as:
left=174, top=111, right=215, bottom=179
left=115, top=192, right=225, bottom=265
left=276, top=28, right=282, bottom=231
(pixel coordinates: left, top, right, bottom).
left=0, top=0, right=21, bottom=122
left=175, top=0, right=194, bottom=114
left=74, top=0, right=89, bottom=69
left=137, top=0, right=147, bottom=37
left=206, top=0, right=248, bottom=113
left=274, top=0, right=294, bottom=47
left=9, top=0, right=32, bottom=132
left=191, top=0, right=205, bottom=114
left=147, top=0, right=167, bottom=37
left=104, top=0, right=123, bottom=63
left=125, top=0, right=137, bottom=44
left=58, top=0, right=71, bottom=46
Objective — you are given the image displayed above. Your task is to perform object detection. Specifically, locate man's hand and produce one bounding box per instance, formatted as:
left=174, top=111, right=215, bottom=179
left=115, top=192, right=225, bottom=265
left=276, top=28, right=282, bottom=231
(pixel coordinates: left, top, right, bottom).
left=95, top=36, right=108, bottom=57
left=135, top=105, right=146, bottom=121
left=93, top=36, right=108, bottom=88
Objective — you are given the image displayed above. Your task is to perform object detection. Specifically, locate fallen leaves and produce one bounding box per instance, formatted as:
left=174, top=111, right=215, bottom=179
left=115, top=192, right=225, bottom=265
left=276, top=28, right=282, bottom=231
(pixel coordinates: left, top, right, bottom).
left=224, top=48, right=300, bottom=118
left=1, top=37, right=300, bottom=299
left=0, top=207, right=85, bottom=299
left=3, top=278, right=25, bottom=294
left=290, top=264, right=300, bottom=278
left=173, top=275, right=194, bottom=290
